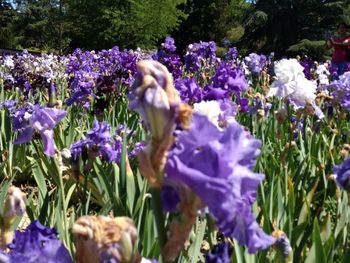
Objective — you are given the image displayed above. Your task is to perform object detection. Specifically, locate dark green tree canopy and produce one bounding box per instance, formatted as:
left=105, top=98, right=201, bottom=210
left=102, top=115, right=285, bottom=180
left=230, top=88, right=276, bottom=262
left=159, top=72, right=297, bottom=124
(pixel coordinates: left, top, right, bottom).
left=242, top=0, right=350, bottom=58
left=1, top=0, right=349, bottom=59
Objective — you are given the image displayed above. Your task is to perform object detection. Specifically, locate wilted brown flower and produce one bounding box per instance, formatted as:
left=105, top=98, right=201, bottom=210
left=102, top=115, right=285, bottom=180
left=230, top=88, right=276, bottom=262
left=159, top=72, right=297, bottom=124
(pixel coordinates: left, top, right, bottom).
left=73, top=215, right=140, bottom=263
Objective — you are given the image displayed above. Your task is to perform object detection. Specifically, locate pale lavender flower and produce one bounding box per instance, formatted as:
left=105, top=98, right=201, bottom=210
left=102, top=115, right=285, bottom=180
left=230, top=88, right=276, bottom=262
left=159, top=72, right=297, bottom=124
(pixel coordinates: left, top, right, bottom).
left=328, top=71, right=350, bottom=110
left=244, top=53, right=267, bottom=76
left=13, top=105, right=66, bottom=156
left=164, top=113, right=275, bottom=253
left=218, top=99, right=237, bottom=126
left=0, top=100, right=17, bottom=111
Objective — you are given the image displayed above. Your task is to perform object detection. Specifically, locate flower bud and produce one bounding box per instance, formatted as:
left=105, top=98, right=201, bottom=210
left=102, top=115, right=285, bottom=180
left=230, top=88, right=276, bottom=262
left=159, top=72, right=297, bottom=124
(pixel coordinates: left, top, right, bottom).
left=128, top=60, right=191, bottom=186
left=257, top=109, right=265, bottom=120
left=272, top=230, right=292, bottom=262
left=73, top=215, right=140, bottom=263
left=128, top=60, right=180, bottom=142
left=275, top=108, right=287, bottom=124
left=1, top=186, right=26, bottom=247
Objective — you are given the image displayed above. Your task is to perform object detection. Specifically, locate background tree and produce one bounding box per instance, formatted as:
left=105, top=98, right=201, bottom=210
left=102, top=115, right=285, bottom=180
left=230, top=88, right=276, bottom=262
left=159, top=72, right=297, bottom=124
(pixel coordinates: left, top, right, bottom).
left=0, top=0, right=18, bottom=48
left=2, top=0, right=350, bottom=58
left=126, top=0, right=187, bottom=48
left=171, top=0, right=249, bottom=51
left=242, top=0, right=349, bottom=59
left=12, top=0, right=71, bottom=53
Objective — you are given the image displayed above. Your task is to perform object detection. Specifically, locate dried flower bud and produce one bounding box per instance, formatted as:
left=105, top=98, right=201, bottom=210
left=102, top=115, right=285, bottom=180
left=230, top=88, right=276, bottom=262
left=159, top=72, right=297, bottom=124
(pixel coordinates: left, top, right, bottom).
left=272, top=230, right=292, bottom=261
left=275, top=108, right=287, bottom=124
left=257, top=109, right=265, bottom=120
left=303, top=103, right=315, bottom=116
left=3, top=186, right=26, bottom=220
left=73, top=216, right=140, bottom=263
left=340, top=149, right=349, bottom=159
left=1, top=186, right=26, bottom=247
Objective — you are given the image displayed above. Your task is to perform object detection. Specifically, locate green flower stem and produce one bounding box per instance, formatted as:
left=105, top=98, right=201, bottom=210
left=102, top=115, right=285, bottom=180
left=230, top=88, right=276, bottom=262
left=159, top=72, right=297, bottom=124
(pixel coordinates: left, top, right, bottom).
left=150, top=187, right=167, bottom=256
left=56, top=155, right=70, bottom=250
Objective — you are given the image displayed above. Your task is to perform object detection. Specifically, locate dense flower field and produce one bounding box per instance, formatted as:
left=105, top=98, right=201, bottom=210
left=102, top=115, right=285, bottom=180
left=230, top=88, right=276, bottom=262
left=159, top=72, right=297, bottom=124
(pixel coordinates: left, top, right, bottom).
left=0, top=38, right=350, bottom=262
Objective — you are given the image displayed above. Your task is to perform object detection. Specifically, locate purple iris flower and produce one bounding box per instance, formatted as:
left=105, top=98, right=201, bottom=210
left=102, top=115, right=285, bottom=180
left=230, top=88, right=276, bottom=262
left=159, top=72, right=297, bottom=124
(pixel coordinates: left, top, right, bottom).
left=164, top=113, right=275, bottom=253
left=129, top=141, right=146, bottom=159
left=202, top=62, right=248, bottom=105
left=175, top=77, right=203, bottom=103
left=218, top=99, right=237, bottom=126
left=237, top=97, right=249, bottom=113
left=111, top=135, right=123, bottom=162
left=70, top=120, right=116, bottom=162
left=11, top=105, right=34, bottom=132
left=206, top=242, right=233, bottom=263
left=0, top=220, right=73, bottom=263
left=162, top=37, right=176, bottom=52
left=299, top=56, right=314, bottom=80
left=66, top=70, right=97, bottom=108
left=203, top=85, right=229, bottom=101
left=0, top=100, right=17, bottom=111
left=334, top=157, right=350, bottom=191
left=13, top=105, right=66, bottom=156
left=328, top=72, right=350, bottom=110
left=225, top=47, right=238, bottom=61
left=210, top=62, right=248, bottom=98
left=244, top=53, right=267, bottom=76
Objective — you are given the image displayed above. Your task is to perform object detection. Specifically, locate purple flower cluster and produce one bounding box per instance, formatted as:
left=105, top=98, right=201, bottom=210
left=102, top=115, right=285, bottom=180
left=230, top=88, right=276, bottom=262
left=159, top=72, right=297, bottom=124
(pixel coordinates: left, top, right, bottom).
left=210, top=62, right=248, bottom=97
left=70, top=121, right=140, bottom=164
left=184, top=41, right=217, bottom=72
left=65, top=47, right=142, bottom=108
left=244, top=53, right=267, bottom=76
left=0, top=220, right=72, bottom=263
left=163, top=113, right=275, bottom=253
left=173, top=62, right=247, bottom=109
left=153, top=37, right=183, bottom=80
left=1, top=52, right=66, bottom=100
